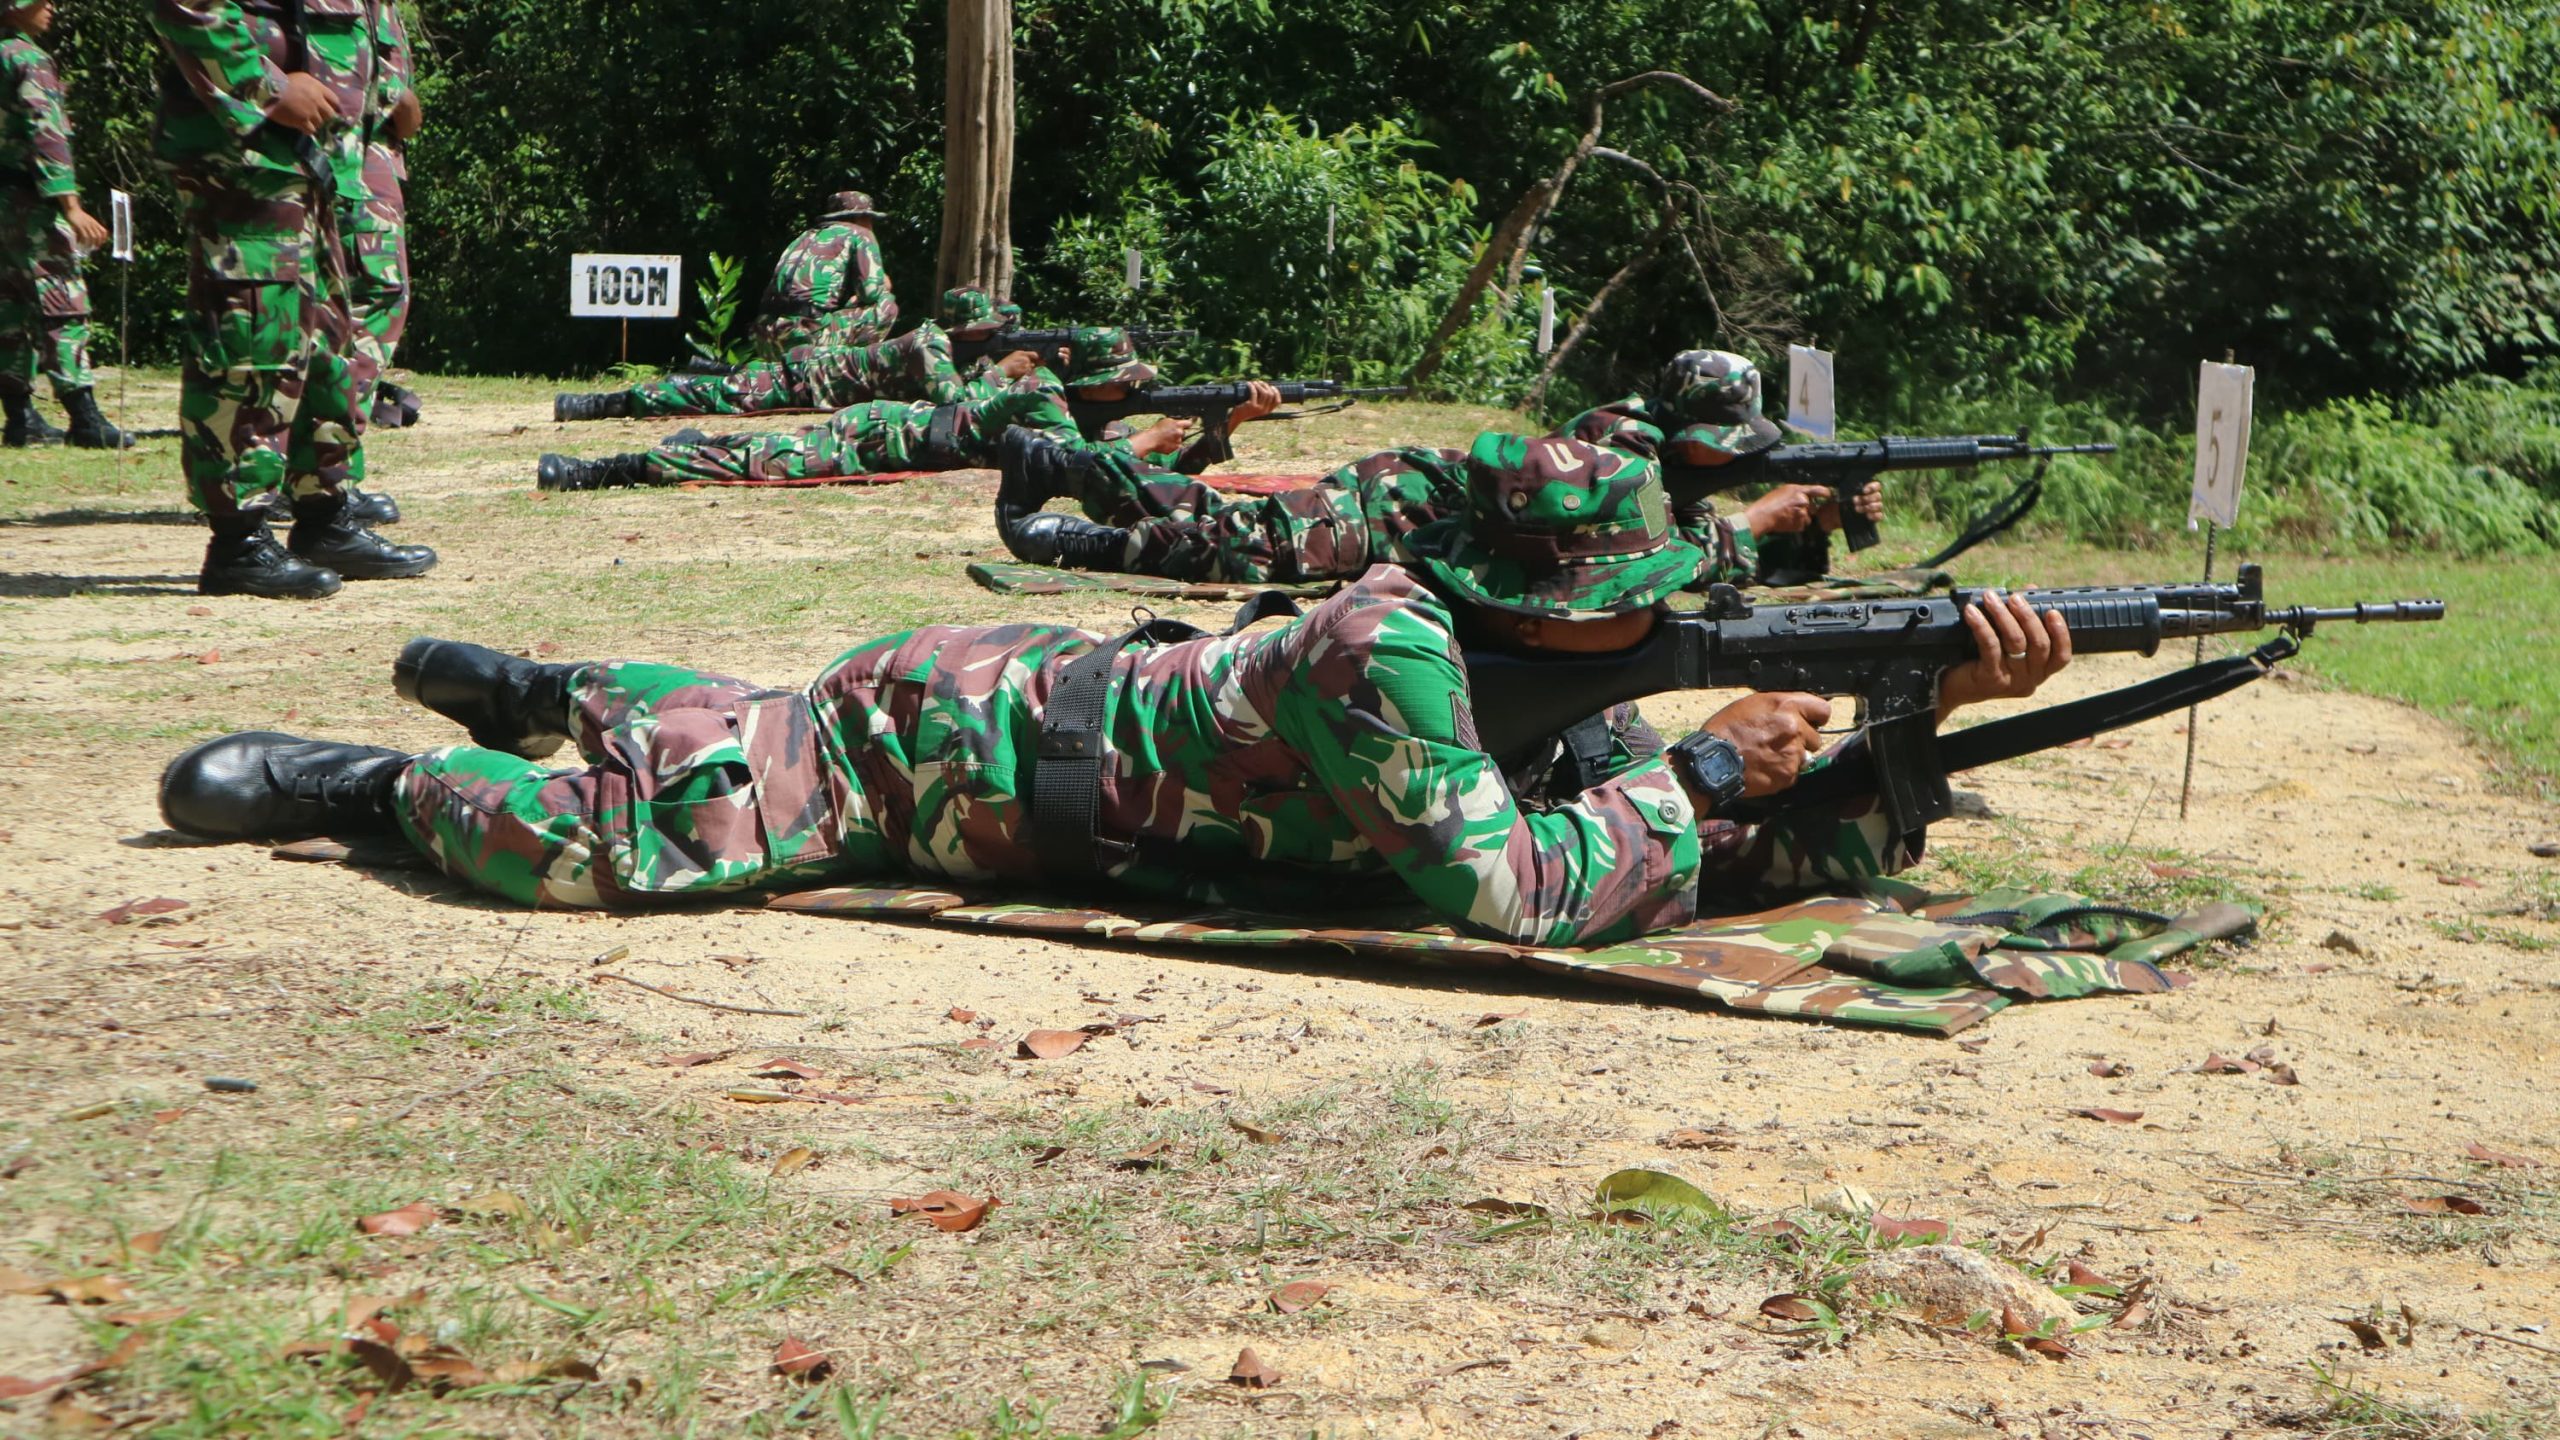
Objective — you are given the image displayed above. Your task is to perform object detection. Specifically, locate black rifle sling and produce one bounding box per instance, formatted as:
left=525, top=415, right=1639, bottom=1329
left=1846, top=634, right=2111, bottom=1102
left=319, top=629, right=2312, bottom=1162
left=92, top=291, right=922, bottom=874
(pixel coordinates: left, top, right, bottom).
left=1723, top=645, right=2283, bottom=825
left=1031, top=591, right=1303, bottom=878
left=1916, top=461, right=2048, bottom=571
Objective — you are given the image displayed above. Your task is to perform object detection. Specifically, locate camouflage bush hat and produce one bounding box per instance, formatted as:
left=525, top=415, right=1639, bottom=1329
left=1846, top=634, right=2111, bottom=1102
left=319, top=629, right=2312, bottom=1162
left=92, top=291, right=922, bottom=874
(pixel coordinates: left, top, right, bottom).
left=939, top=287, right=1003, bottom=331
left=1402, top=433, right=1705, bottom=619
left=1654, top=349, right=1783, bottom=456
left=1061, top=327, right=1157, bottom=389
left=819, top=191, right=881, bottom=221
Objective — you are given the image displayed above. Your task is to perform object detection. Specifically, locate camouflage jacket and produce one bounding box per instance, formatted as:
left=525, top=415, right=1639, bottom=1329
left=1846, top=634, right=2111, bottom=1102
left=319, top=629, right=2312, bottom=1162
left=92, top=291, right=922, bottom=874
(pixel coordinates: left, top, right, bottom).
left=761, top=221, right=895, bottom=338
left=1561, top=395, right=1764, bottom=585
left=0, top=36, right=75, bottom=198
left=365, top=0, right=408, bottom=146
left=150, top=0, right=378, bottom=190
left=806, top=564, right=1706, bottom=946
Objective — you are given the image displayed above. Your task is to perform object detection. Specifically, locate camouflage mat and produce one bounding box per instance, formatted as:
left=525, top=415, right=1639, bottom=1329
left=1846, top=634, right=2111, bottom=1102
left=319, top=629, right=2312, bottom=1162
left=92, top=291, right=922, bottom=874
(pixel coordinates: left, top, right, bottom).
left=764, top=883, right=2252, bottom=1035
left=967, top=562, right=1338, bottom=600
left=270, top=839, right=2249, bottom=1035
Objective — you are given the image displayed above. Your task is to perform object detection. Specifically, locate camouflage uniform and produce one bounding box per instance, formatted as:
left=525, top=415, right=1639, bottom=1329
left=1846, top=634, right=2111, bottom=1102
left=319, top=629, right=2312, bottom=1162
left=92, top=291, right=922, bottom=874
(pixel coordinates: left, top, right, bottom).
left=345, top=0, right=407, bottom=419
left=621, top=321, right=964, bottom=418
left=639, top=326, right=1165, bottom=486
left=394, top=563, right=1910, bottom=939
left=150, top=0, right=376, bottom=522
left=746, top=192, right=895, bottom=360
left=0, top=28, right=92, bottom=405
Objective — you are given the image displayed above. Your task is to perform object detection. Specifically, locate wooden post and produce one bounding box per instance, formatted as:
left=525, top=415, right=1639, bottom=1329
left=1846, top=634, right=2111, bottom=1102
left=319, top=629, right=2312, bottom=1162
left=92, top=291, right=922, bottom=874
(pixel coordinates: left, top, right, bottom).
left=936, top=0, right=1015, bottom=299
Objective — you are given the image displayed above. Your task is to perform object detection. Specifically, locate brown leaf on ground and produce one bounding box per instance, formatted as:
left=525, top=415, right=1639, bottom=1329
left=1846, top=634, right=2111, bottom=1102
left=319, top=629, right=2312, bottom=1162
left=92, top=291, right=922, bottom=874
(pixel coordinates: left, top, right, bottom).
left=0, top=1266, right=44, bottom=1295
left=1472, top=1011, right=1523, bottom=1028
left=492, top=1356, right=603, bottom=1384
left=2438, top=874, right=2485, bottom=888
left=1747, top=1219, right=1807, bottom=1246
left=101, top=1306, right=188, bottom=1326
left=408, top=1347, right=492, bottom=1389
left=185, top=605, right=212, bottom=617
left=771, top=1336, right=831, bottom=1381
left=0, top=1375, right=54, bottom=1400
left=2086, top=1060, right=2130, bottom=1078
left=455, top=1190, right=527, bottom=1220
left=1871, top=1216, right=1954, bottom=1244
left=99, top=897, right=189, bottom=925
left=1018, top=1029, right=1093, bottom=1060
left=1189, top=1080, right=1234, bottom=1095
left=2022, top=1334, right=2074, bottom=1359
left=346, top=1337, right=416, bottom=1391
left=45, top=1397, right=111, bottom=1432
left=1661, top=1125, right=1739, bottom=1150
left=2335, top=1317, right=2389, bottom=1351
left=45, top=1275, right=133, bottom=1306
left=1023, top=1144, right=1067, bottom=1167
left=124, top=1230, right=168, bottom=1258
left=1461, top=1197, right=1550, bottom=1219
left=2145, top=863, right=2200, bottom=879
left=2262, top=1062, right=2300, bottom=1086
left=653, top=1050, right=729, bottom=1068
left=2074, top=1108, right=2144, bottom=1124
left=959, top=1036, right=1003, bottom=1051
left=888, top=1190, right=996, bottom=1233
left=196, top=650, right=220, bottom=665
left=2402, top=1195, right=2489, bottom=1216
left=947, top=1007, right=978, bottom=1023
left=1759, top=1294, right=1823, bottom=1323
left=1112, top=1139, right=1175, bottom=1171
left=343, top=1288, right=426, bottom=1331
left=2201, top=1053, right=2259, bottom=1075
left=1228, top=1117, right=1284, bottom=1144
left=770, top=1147, right=816, bottom=1178
left=708, top=952, right=758, bottom=970
left=747, top=1058, right=823, bottom=1080
left=723, top=1089, right=801, bottom=1105
left=2466, top=1141, right=2543, bottom=1168
left=358, top=1202, right=437, bottom=1237
left=2064, top=1261, right=2120, bottom=1292
left=1227, top=1346, right=1280, bottom=1388
left=1269, top=1280, right=1331, bottom=1314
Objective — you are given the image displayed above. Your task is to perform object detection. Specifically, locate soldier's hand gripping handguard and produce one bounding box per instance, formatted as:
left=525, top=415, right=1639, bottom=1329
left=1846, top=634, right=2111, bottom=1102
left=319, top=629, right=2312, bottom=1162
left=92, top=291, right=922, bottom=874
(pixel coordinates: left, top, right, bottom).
left=1462, top=564, right=2443, bottom=834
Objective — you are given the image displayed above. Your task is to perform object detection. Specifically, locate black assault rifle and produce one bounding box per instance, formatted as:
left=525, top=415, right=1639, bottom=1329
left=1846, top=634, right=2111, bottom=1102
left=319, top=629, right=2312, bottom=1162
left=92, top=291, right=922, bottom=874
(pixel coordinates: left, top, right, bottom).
left=1670, top=433, right=2118, bottom=552
left=1069, top=380, right=1409, bottom=441
left=951, top=326, right=1198, bottom=370
left=1464, top=564, right=2442, bottom=834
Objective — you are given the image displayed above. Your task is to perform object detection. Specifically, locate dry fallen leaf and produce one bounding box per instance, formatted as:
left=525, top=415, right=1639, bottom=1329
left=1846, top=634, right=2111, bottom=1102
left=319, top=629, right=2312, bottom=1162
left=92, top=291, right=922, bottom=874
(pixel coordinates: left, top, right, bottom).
left=2201, top=1053, right=2259, bottom=1075
left=2262, top=1062, right=2300, bottom=1086
left=2334, top=1317, right=2389, bottom=1352
left=1661, top=1126, right=1739, bottom=1150
left=2144, top=862, right=2199, bottom=879
left=653, top=1050, right=728, bottom=1068
left=2075, top=1108, right=2144, bottom=1124
left=747, top=1058, right=823, bottom=1080
left=1471, top=1011, right=1524, bottom=1028
left=1018, top=1029, right=1093, bottom=1060
left=1269, top=1280, right=1331, bottom=1314
left=887, top=1190, right=996, bottom=1233
left=358, top=1202, right=437, bottom=1238
left=99, top=897, right=189, bottom=926
left=1460, top=1197, right=1549, bottom=1219
left=771, top=1336, right=830, bottom=1381
left=770, top=1147, right=816, bottom=1178
left=2466, top=1141, right=2543, bottom=1169
left=1189, top=1080, right=1234, bottom=1096
left=1759, top=1294, right=1823, bottom=1323
left=44, top=1275, right=132, bottom=1307
left=959, top=1036, right=1003, bottom=1052
left=124, top=1230, right=168, bottom=1259
left=947, top=1007, right=978, bottom=1024
left=1226, top=1346, right=1280, bottom=1389
left=455, top=1190, right=528, bottom=1221
left=1869, top=1216, right=1954, bottom=1244
left=2086, top=1059, right=2131, bottom=1078
left=724, top=1088, right=801, bottom=1105
left=2402, top=1195, right=2489, bottom=1216
left=1111, top=1139, right=1175, bottom=1171
left=2064, top=1261, right=2120, bottom=1292
left=1227, top=1117, right=1284, bottom=1144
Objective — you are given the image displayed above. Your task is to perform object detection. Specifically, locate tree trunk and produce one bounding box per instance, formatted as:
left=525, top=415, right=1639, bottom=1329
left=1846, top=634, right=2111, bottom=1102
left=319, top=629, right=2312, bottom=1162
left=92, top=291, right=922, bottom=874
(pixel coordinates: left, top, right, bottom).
left=936, top=0, right=1014, bottom=299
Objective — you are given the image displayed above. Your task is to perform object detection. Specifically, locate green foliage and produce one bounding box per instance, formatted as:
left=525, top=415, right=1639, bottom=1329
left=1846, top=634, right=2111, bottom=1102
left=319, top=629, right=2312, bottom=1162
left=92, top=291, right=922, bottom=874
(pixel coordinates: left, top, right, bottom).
left=684, top=251, right=752, bottom=366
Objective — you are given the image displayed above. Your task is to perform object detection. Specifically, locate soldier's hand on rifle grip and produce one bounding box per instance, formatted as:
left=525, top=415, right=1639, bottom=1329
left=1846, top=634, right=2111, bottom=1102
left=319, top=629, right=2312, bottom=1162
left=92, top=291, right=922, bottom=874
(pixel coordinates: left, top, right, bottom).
left=389, top=91, right=423, bottom=142
left=1132, top=416, right=1194, bottom=457
left=1226, top=380, right=1284, bottom=434
left=1815, top=481, right=1884, bottom=534
left=1739, top=483, right=1822, bottom=537
left=1698, top=692, right=1833, bottom=798
left=995, top=350, right=1041, bottom=380
left=266, top=72, right=339, bottom=134
left=1937, top=591, right=2073, bottom=718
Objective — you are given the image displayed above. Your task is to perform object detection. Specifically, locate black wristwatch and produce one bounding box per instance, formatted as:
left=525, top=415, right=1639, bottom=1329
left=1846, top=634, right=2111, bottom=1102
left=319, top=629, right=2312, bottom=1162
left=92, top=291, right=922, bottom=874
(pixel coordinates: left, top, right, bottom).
left=1666, top=732, right=1747, bottom=815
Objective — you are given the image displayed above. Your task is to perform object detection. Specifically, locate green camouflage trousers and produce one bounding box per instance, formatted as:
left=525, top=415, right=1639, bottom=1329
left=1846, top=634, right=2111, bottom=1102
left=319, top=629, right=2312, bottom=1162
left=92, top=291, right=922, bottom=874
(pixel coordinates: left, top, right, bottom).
left=1078, top=444, right=1469, bottom=582
left=0, top=190, right=91, bottom=399
left=626, top=323, right=962, bottom=418
left=344, top=141, right=407, bottom=405
left=396, top=660, right=860, bottom=908
left=643, top=399, right=970, bottom=484
left=172, top=176, right=365, bottom=521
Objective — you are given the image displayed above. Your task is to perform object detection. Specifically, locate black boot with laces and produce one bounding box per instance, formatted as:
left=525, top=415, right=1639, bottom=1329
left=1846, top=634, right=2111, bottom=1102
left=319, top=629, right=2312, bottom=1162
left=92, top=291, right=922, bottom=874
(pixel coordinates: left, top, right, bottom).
left=159, top=732, right=411, bottom=840
left=393, top=637, right=578, bottom=759
left=200, top=521, right=343, bottom=600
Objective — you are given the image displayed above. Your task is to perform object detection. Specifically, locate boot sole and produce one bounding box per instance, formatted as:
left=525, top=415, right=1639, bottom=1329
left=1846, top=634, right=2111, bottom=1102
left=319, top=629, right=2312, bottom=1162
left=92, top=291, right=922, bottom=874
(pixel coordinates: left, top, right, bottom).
left=200, top=572, right=345, bottom=600
left=393, top=638, right=568, bottom=760
left=293, top=551, right=438, bottom=580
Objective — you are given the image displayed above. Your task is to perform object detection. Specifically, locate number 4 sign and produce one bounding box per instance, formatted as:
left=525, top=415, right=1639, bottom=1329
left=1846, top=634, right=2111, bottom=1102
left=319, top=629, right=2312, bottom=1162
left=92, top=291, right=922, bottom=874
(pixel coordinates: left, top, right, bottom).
left=1785, top=344, right=1835, bottom=440
left=2190, top=360, right=2253, bottom=529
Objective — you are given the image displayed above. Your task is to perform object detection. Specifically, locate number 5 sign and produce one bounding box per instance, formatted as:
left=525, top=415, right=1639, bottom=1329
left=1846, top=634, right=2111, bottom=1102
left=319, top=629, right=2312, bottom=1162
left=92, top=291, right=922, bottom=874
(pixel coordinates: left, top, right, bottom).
left=2189, top=360, right=2253, bottom=529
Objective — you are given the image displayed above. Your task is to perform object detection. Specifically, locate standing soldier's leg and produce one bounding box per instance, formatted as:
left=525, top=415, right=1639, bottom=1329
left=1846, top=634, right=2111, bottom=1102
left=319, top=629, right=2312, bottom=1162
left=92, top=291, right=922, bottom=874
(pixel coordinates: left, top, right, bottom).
left=283, top=189, right=434, bottom=581
left=0, top=194, right=46, bottom=447
left=359, top=143, right=420, bottom=429
left=34, top=212, right=125, bottom=449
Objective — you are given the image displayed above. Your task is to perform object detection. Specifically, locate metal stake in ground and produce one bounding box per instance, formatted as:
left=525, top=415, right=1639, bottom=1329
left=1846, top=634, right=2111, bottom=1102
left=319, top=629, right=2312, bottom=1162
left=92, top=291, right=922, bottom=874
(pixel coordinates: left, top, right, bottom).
left=110, top=189, right=134, bottom=426
left=2181, top=359, right=2255, bottom=820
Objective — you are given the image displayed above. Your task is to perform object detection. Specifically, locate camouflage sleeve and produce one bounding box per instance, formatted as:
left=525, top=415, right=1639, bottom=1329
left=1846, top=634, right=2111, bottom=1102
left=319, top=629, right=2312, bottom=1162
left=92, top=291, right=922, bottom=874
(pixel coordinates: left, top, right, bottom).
left=369, top=0, right=413, bottom=119
left=1274, top=589, right=1703, bottom=947
left=839, top=229, right=897, bottom=336
left=1674, top=499, right=1760, bottom=586
left=7, top=47, right=76, bottom=196
left=151, top=0, right=290, bottom=140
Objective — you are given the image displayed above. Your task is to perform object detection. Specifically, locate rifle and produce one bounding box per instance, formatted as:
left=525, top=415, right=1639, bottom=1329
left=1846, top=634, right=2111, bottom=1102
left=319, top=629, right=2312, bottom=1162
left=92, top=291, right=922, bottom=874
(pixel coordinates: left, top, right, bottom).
left=1670, top=432, right=2118, bottom=552
left=951, top=326, right=1197, bottom=371
left=1069, top=380, right=1410, bottom=441
left=1463, top=563, right=2442, bottom=834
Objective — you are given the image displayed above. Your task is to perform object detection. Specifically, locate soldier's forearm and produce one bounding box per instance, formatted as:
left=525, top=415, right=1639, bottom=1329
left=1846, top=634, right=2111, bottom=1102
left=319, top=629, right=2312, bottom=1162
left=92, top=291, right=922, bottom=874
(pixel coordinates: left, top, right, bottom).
left=151, top=0, right=290, bottom=137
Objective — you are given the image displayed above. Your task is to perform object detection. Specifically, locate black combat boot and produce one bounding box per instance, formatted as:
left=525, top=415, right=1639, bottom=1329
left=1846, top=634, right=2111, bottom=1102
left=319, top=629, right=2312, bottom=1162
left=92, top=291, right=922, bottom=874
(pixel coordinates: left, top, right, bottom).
left=160, top=731, right=410, bottom=840
left=1000, top=511, right=1134, bottom=571
left=553, top=391, right=631, bottom=422
left=393, top=637, right=577, bottom=759
left=200, top=521, right=343, bottom=600
left=995, top=426, right=1091, bottom=532
left=370, top=381, right=422, bottom=428
left=3, top=389, right=61, bottom=446
left=535, top=452, right=652, bottom=491
left=344, top=488, right=401, bottom=526
left=288, top=497, right=438, bottom=580
left=62, top=388, right=134, bottom=449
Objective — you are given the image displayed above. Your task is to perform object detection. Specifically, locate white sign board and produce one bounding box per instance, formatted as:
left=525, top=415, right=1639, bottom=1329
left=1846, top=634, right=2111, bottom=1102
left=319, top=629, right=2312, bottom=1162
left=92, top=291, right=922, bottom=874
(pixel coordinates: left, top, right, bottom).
left=1536, top=287, right=1556, bottom=354
left=569, top=254, right=682, bottom=318
left=2189, top=360, right=2254, bottom=529
left=1785, top=344, right=1836, bottom=440
left=109, top=189, right=133, bottom=261
left=1124, top=247, right=1143, bottom=290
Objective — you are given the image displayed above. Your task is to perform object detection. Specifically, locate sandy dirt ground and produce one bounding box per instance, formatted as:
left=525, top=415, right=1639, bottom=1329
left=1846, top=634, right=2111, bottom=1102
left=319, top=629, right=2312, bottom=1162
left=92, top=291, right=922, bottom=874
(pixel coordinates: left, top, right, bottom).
left=3, top=380, right=2556, bottom=1438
